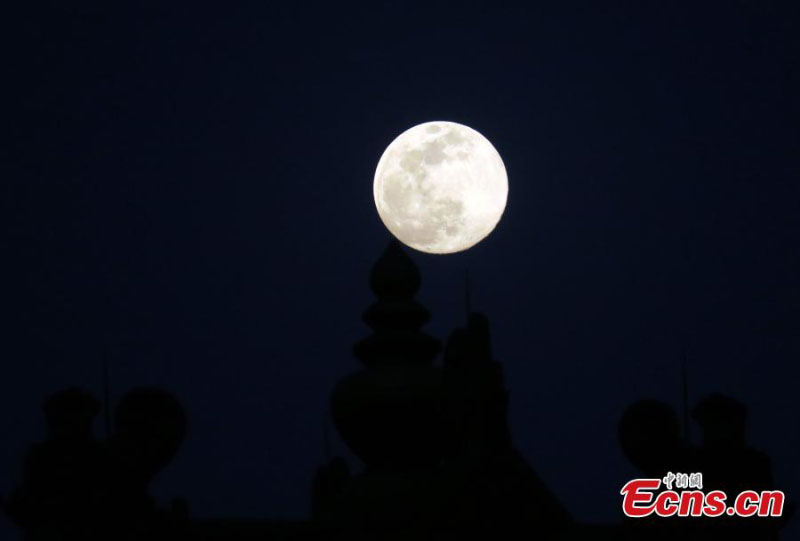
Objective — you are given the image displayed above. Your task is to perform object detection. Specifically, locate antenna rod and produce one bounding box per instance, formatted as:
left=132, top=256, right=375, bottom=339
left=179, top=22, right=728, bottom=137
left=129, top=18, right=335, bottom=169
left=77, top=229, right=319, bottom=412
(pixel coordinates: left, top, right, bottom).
left=681, top=351, right=689, bottom=443
left=465, top=268, right=472, bottom=323
left=323, top=416, right=332, bottom=463
left=103, top=345, right=111, bottom=438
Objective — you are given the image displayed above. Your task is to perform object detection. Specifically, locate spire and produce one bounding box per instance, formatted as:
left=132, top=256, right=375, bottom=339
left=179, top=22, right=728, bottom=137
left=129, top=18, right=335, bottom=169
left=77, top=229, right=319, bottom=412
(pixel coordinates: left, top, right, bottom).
left=353, top=240, right=440, bottom=367
left=331, top=241, right=443, bottom=470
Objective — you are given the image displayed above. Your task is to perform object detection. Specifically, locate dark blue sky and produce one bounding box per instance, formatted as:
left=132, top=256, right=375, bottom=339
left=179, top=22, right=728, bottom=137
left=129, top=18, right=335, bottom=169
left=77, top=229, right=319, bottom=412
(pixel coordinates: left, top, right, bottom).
left=2, top=3, right=799, bottom=539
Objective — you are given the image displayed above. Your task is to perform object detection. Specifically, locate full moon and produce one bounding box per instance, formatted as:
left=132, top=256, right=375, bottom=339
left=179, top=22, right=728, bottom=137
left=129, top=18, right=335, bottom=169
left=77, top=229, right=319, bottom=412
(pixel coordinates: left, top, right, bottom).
left=373, top=121, right=508, bottom=254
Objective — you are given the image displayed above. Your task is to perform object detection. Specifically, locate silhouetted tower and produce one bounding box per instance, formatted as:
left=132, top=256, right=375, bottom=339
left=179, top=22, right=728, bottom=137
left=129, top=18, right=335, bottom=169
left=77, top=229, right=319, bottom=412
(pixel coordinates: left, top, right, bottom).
left=320, top=241, right=571, bottom=540
left=315, top=241, right=445, bottom=539
left=331, top=240, right=442, bottom=472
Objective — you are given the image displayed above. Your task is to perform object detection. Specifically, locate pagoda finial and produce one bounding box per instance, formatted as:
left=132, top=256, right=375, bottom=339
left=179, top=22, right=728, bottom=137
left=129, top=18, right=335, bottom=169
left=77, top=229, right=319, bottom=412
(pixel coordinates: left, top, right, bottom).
left=353, top=241, right=440, bottom=367
left=331, top=241, right=444, bottom=470
left=369, top=239, right=421, bottom=299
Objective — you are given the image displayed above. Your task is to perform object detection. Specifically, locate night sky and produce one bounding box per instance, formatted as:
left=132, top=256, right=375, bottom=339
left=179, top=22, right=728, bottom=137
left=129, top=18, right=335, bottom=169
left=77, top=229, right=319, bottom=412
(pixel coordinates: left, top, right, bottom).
left=3, top=3, right=799, bottom=539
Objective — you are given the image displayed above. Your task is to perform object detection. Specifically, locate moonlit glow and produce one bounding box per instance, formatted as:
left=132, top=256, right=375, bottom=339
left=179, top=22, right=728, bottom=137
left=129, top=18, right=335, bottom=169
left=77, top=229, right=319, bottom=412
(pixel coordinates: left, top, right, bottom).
left=373, top=121, right=508, bottom=254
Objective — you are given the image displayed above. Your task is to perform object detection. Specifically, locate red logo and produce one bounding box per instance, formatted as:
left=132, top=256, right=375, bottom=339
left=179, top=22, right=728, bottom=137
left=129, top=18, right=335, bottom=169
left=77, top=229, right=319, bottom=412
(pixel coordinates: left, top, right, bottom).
left=621, top=474, right=785, bottom=518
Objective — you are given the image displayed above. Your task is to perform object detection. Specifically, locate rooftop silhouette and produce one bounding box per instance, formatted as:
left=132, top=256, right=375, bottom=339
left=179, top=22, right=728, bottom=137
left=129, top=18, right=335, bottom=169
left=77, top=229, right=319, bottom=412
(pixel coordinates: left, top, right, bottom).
left=3, top=242, right=794, bottom=540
